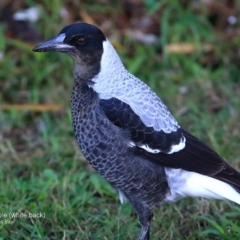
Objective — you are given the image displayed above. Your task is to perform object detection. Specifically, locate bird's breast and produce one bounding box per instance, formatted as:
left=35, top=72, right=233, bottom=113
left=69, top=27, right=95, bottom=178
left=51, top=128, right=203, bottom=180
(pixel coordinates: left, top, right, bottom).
left=70, top=82, right=170, bottom=206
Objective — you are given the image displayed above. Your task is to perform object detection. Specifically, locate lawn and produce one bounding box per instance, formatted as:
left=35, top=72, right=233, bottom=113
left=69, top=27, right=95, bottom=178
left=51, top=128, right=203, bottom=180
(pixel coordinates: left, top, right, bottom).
left=1, top=1, right=240, bottom=239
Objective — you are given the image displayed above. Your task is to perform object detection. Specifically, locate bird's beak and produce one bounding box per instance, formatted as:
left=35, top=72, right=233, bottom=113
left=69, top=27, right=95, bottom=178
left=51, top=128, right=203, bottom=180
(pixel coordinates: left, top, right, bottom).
left=33, top=33, right=72, bottom=52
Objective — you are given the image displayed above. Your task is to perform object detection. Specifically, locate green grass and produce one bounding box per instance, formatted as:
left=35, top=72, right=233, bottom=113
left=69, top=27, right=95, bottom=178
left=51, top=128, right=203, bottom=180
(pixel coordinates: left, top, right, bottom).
left=1, top=1, right=240, bottom=239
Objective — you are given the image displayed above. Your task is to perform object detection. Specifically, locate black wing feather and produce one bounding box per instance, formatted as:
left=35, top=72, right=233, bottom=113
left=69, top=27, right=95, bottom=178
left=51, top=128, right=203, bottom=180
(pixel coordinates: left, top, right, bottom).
left=99, top=97, right=183, bottom=152
left=99, top=97, right=240, bottom=192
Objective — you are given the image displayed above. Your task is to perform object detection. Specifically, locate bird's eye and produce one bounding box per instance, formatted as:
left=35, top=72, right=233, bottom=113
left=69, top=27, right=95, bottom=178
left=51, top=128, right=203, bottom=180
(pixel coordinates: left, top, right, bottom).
left=76, top=37, right=86, bottom=45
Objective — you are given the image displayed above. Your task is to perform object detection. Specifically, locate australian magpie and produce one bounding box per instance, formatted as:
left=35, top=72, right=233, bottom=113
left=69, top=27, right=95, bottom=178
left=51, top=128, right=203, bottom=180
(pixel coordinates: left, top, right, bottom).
left=33, top=23, right=240, bottom=240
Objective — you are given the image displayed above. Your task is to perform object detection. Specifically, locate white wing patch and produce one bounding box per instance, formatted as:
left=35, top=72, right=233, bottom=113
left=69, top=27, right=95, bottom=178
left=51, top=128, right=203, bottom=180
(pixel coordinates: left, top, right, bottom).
left=128, top=136, right=185, bottom=154
left=168, top=136, right=186, bottom=154
left=90, top=39, right=180, bottom=133
left=128, top=141, right=136, bottom=148
left=139, top=144, right=161, bottom=154
left=128, top=141, right=161, bottom=153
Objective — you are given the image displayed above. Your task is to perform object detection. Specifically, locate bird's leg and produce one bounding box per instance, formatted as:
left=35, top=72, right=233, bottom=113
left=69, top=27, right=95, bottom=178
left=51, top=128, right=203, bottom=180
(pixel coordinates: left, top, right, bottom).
left=131, top=200, right=153, bottom=240
left=137, top=207, right=153, bottom=240
left=138, top=223, right=150, bottom=240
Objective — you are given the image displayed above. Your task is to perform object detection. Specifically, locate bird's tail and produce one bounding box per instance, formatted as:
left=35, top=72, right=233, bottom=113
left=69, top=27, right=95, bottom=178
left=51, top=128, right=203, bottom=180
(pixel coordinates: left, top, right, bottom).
left=166, top=169, right=240, bottom=205
left=186, top=171, right=240, bottom=205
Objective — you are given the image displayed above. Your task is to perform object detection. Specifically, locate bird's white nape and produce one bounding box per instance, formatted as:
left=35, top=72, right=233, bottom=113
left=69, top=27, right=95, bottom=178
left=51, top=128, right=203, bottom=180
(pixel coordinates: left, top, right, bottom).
left=101, top=40, right=124, bottom=69
left=90, top=39, right=125, bottom=99
left=92, top=39, right=124, bottom=86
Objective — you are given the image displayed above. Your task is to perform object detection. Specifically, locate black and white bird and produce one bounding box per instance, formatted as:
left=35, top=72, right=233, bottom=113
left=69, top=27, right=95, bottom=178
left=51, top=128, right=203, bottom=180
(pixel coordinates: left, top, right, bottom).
left=33, top=23, right=240, bottom=240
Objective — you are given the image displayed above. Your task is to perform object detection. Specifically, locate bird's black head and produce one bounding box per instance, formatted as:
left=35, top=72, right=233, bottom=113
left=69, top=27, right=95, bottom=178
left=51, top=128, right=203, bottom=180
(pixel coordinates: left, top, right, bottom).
left=33, top=23, right=106, bottom=54
left=33, top=23, right=107, bottom=80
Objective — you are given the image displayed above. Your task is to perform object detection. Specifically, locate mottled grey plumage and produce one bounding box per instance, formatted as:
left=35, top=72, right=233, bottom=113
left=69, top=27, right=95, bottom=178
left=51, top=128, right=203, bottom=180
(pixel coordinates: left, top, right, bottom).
left=71, top=82, right=168, bottom=205
left=33, top=22, right=240, bottom=240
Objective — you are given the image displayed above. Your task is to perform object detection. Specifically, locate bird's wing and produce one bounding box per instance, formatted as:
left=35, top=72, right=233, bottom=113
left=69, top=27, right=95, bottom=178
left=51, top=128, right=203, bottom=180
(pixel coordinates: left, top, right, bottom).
left=99, top=97, right=240, bottom=191
left=92, top=71, right=179, bottom=133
